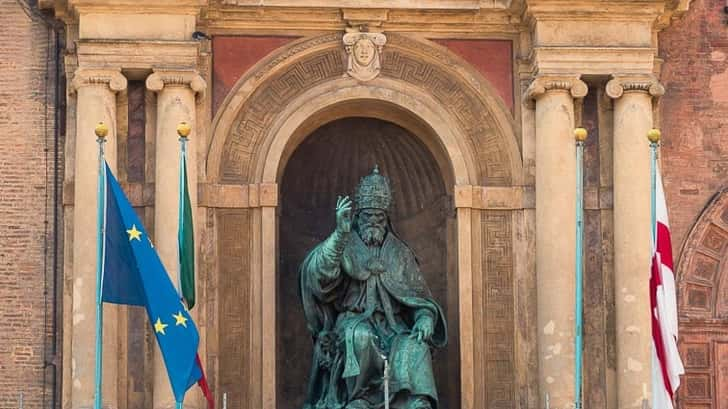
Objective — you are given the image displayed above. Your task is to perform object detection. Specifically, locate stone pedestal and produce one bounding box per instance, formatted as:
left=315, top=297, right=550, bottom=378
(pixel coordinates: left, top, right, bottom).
left=606, top=76, right=664, bottom=409
left=146, top=70, right=206, bottom=409
left=70, top=68, right=127, bottom=409
left=527, top=76, right=587, bottom=409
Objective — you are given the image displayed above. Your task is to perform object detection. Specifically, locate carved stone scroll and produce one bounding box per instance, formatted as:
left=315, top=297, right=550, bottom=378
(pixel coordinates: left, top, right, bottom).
left=605, top=75, right=664, bottom=100
left=71, top=68, right=128, bottom=92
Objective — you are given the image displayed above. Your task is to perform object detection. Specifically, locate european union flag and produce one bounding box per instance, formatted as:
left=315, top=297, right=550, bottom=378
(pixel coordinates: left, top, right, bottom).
left=100, top=163, right=201, bottom=403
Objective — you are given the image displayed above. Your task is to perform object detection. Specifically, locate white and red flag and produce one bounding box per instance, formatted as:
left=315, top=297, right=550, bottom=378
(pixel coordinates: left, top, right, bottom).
left=650, top=164, right=685, bottom=408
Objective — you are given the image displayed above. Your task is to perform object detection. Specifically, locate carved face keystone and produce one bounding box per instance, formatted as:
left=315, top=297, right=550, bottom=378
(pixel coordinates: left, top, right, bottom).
left=353, top=39, right=376, bottom=67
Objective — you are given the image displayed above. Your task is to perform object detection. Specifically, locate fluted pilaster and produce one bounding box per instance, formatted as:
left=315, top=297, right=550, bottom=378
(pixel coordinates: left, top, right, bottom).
left=526, top=75, right=588, bottom=409
left=606, top=75, right=664, bottom=409
left=146, top=69, right=206, bottom=409
left=70, top=68, right=127, bottom=409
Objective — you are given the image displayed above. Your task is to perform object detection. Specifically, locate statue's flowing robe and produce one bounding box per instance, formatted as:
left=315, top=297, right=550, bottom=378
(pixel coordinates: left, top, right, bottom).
left=300, top=230, right=447, bottom=409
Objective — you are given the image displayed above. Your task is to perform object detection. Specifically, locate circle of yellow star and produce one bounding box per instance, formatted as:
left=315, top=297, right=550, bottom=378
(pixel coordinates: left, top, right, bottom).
left=153, top=317, right=168, bottom=335
left=173, top=311, right=188, bottom=327
left=126, top=224, right=142, bottom=241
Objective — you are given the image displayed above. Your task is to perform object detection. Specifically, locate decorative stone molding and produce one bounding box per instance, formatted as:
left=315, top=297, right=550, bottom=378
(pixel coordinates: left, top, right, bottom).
left=343, top=29, right=386, bottom=82
left=145, top=69, right=207, bottom=95
left=70, top=68, right=127, bottom=92
left=605, top=75, right=665, bottom=100
left=212, top=33, right=521, bottom=187
left=523, top=75, right=588, bottom=108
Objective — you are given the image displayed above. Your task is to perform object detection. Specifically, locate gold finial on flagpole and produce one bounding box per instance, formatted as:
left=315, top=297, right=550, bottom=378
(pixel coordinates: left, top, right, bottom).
left=574, top=127, right=588, bottom=142
left=647, top=128, right=661, bottom=143
left=95, top=122, right=108, bottom=139
left=177, top=121, right=191, bottom=138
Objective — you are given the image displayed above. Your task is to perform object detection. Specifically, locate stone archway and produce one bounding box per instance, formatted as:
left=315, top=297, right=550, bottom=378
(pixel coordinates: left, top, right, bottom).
left=205, top=33, right=524, bottom=409
left=676, top=188, right=728, bottom=407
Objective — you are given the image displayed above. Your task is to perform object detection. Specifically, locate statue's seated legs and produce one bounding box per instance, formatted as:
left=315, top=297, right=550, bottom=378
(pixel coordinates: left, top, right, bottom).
left=336, top=317, right=437, bottom=409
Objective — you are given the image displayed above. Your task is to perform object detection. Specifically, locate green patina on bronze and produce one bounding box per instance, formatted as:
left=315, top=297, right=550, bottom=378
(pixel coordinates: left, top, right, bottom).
left=300, top=166, right=447, bottom=409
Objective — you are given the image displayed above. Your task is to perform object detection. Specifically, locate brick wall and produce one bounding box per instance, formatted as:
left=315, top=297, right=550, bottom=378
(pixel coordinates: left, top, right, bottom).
left=659, top=0, right=728, bottom=257
left=0, top=1, right=61, bottom=408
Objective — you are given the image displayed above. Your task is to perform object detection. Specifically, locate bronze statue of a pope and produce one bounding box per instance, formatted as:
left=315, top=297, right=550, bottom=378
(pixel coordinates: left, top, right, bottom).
left=300, top=166, right=447, bottom=409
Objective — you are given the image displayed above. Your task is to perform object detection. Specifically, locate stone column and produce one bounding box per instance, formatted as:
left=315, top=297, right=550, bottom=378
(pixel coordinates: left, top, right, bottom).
left=146, top=70, right=206, bottom=409
left=526, top=76, right=587, bottom=409
left=70, top=68, right=127, bottom=409
left=606, top=76, right=664, bottom=408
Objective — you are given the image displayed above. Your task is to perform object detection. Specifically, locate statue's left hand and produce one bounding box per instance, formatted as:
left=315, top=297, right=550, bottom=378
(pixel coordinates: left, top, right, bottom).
left=411, top=314, right=434, bottom=343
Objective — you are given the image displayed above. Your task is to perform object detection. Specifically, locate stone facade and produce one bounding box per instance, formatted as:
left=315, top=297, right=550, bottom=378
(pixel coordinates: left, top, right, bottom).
left=2, top=0, right=727, bottom=409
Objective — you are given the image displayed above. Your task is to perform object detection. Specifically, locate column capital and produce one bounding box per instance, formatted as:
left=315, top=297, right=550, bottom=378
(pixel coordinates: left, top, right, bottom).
left=70, top=68, right=127, bottom=93
left=145, top=69, right=206, bottom=95
left=524, top=75, right=588, bottom=108
left=605, top=75, right=665, bottom=99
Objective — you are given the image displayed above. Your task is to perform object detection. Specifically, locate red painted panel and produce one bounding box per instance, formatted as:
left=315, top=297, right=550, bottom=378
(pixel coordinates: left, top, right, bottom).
left=434, top=39, right=514, bottom=112
left=212, top=36, right=297, bottom=115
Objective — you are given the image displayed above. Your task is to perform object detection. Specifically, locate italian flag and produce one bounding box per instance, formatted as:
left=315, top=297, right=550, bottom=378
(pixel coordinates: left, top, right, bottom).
left=179, top=151, right=195, bottom=310
left=179, top=143, right=214, bottom=408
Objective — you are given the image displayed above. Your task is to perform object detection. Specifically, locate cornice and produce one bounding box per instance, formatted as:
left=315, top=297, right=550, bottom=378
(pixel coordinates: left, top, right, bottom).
left=41, top=0, right=207, bottom=17
left=216, top=0, right=513, bottom=10
left=203, top=6, right=519, bottom=34
left=523, top=0, right=666, bottom=22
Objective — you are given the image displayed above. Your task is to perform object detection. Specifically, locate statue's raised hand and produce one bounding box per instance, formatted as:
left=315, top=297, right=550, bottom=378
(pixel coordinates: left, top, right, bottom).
left=336, top=196, right=353, bottom=233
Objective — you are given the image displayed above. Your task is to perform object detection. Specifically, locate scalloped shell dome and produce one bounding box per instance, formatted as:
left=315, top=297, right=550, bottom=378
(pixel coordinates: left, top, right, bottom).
left=281, top=117, right=446, bottom=222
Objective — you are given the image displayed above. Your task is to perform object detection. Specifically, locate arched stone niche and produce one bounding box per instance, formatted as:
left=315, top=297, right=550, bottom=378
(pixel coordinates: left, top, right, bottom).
left=676, top=188, right=728, bottom=407
left=278, top=116, right=456, bottom=409
left=204, top=33, right=527, bottom=409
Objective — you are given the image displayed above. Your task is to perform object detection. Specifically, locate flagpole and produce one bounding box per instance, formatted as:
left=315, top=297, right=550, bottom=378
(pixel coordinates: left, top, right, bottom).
left=177, top=121, right=190, bottom=299
left=94, top=122, right=109, bottom=409
left=648, top=129, right=660, bottom=250
left=648, top=128, right=660, bottom=409
left=574, top=127, right=587, bottom=409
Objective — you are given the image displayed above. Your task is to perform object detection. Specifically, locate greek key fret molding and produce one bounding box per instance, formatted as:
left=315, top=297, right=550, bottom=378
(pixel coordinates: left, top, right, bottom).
left=145, top=69, right=207, bottom=95
left=524, top=75, right=588, bottom=108
left=70, top=68, right=127, bottom=92
left=218, top=33, right=519, bottom=187
left=605, top=75, right=665, bottom=99
left=454, top=185, right=527, bottom=210
left=199, top=183, right=278, bottom=208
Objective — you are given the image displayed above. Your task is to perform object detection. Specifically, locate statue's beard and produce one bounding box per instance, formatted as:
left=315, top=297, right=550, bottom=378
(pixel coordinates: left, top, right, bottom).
left=359, top=224, right=386, bottom=247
